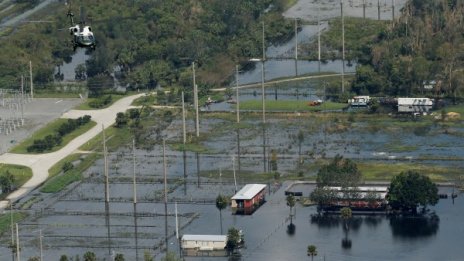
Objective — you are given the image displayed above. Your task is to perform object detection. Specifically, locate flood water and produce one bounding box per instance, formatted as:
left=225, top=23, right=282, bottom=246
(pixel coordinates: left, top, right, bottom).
left=3, top=0, right=462, bottom=260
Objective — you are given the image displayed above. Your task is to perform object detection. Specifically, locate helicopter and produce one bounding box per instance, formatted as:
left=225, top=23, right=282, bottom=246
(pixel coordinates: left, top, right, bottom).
left=66, top=6, right=95, bottom=51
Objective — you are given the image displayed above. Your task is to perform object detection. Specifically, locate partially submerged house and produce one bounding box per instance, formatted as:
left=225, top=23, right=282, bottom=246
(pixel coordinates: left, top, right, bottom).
left=231, top=184, right=266, bottom=215
left=323, top=186, right=388, bottom=211
left=181, top=235, right=227, bottom=251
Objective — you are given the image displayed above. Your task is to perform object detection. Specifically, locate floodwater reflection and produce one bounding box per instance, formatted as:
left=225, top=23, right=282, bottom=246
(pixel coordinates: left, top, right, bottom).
left=389, top=214, right=440, bottom=239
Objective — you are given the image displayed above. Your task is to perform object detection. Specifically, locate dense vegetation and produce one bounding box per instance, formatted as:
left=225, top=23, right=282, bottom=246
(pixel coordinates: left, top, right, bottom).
left=351, top=0, right=464, bottom=98
left=27, top=115, right=91, bottom=153
left=387, top=170, right=439, bottom=213
left=0, top=0, right=294, bottom=99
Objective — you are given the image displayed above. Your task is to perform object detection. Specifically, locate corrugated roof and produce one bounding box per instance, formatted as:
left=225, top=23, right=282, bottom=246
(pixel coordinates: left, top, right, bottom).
left=231, top=184, right=266, bottom=200
left=182, top=235, right=227, bottom=242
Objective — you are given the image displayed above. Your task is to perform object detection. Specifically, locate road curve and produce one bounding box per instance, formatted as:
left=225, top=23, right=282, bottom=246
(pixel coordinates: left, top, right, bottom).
left=0, top=93, right=145, bottom=211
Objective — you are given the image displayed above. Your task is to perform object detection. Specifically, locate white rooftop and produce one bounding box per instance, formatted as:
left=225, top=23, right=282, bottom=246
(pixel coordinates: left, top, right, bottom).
left=182, top=235, right=227, bottom=242
left=231, top=184, right=266, bottom=200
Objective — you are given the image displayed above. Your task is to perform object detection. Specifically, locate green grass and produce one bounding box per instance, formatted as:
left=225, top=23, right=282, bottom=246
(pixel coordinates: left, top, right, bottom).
left=75, top=94, right=126, bottom=110
left=0, top=164, right=33, bottom=199
left=132, top=94, right=156, bottom=106
left=79, top=125, right=133, bottom=152
left=48, top=153, right=84, bottom=178
left=41, top=153, right=100, bottom=193
left=10, top=119, right=96, bottom=154
left=237, top=100, right=347, bottom=111
left=0, top=212, right=28, bottom=236
left=201, top=170, right=278, bottom=183
left=358, top=162, right=462, bottom=182
left=170, top=143, right=211, bottom=153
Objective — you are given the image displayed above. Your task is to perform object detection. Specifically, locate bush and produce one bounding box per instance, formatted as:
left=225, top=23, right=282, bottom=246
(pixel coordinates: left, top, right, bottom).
left=62, top=162, right=74, bottom=172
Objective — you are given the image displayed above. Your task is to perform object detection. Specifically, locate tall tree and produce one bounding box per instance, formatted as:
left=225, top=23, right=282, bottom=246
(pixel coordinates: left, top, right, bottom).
left=387, top=170, right=439, bottom=213
left=340, top=207, right=352, bottom=249
left=216, top=194, right=228, bottom=234
left=316, top=155, right=362, bottom=188
left=286, top=194, right=296, bottom=224
left=83, top=251, right=97, bottom=261
left=225, top=227, right=242, bottom=254
left=307, top=245, right=317, bottom=261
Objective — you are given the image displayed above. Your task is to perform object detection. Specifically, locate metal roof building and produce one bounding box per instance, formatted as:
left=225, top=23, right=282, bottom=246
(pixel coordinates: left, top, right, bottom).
left=231, top=184, right=267, bottom=200
left=231, top=184, right=267, bottom=215
left=181, top=235, right=227, bottom=250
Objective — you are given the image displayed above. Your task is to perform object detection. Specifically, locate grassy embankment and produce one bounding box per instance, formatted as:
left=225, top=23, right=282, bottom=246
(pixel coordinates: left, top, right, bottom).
left=10, top=119, right=96, bottom=154
left=0, top=212, right=28, bottom=236
left=0, top=164, right=33, bottom=200
left=40, top=153, right=100, bottom=193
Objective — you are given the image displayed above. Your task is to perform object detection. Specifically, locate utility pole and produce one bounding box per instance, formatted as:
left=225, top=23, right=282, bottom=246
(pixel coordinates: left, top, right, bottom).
left=232, top=156, right=237, bottom=193
left=181, top=92, right=186, bottom=143
left=294, top=18, right=298, bottom=76
left=29, top=61, right=33, bottom=99
left=318, top=4, right=321, bottom=73
left=132, top=139, right=139, bottom=261
left=261, top=61, right=265, bottom=124
left=341, top=0, right=345, bottom=93
left=363, top=0, right=366, bottom=19
left=235, top=65, right=240, bottom=123
left=16, top=223, right=20, bottom=261
left=39, top=229, right=43, bottom=261
left=10, top=200, right=14, bottom=261
left=261, top=21, right=266, bottom=123
left=103, top=125, right=111, bottom=257
left=192, top=62, right=199, bottom=137
left=378, top=0, right=381, bottom=20
left=262, top=21, right=265, bottom=62
left=20, top=76, right=24, bottom=125
left=392, top=0, right=395, bottom=21
left=163, top=139, right=169, bottom=251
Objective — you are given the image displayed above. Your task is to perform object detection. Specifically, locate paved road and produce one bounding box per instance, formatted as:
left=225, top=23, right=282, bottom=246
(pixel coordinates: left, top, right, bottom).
left=0, top=93, right=144, bottom=211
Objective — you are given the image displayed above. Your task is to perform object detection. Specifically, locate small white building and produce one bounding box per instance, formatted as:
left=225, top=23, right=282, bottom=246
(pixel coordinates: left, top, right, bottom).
left=181, top=235, right=227, bottom=251
left=348, top=96, right=370, bottom=106
left=397, top=97, right=433, bottom=113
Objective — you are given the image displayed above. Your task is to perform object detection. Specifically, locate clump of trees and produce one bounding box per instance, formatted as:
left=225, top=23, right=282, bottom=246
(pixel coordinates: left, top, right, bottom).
left=0, top=170, right=15, bottom=195
left=310, top=155, right=363, bottom=211
left=1, top=0, right=294, bottom=101
left=351, top=1, right=464, bottom=98
left=387, top=170, right=439, bottom=213
left=27, top=115, right=91, bottom=153
left=226, top=227, right=244, bottom=256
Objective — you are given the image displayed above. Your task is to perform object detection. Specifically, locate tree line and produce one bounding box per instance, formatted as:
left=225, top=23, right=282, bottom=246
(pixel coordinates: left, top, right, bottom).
left=351, top=0, right=464, bottom=99
left=27, top=115, right=91, bottom=153
left=0, top=0, right=294, bottom=99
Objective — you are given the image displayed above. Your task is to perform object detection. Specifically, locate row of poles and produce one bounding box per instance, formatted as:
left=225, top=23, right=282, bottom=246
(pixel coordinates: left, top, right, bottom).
left=6, top=2, right=402, bottom=259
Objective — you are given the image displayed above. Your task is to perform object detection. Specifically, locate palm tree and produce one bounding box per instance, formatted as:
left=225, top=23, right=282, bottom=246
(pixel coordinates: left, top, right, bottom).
left=216, top=194, right=228, bottom=234
left=307, top=245, right=317, bottom=261
left=83, top=251, right=97, bottom=261
left=340, top=207, right=352, bottom=249
left=286, top=194, right=296, bottom=224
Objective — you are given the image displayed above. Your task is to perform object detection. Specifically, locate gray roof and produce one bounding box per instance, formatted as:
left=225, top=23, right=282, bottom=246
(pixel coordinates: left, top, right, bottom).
left=231, top=184, right=266, bottom=200
left=182, top=235, right=227, bottom=242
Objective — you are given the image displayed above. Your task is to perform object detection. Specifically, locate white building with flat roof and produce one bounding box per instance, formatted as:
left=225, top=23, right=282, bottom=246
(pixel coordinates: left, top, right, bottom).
left=181, top=235, right=227, bottom=250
